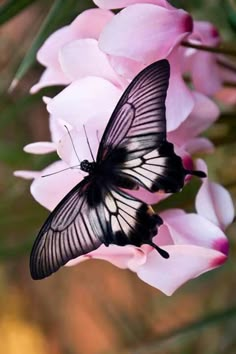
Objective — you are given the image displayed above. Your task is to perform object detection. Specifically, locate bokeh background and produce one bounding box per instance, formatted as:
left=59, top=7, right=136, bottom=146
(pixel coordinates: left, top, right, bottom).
left=0, top=0, right=236, bottom=353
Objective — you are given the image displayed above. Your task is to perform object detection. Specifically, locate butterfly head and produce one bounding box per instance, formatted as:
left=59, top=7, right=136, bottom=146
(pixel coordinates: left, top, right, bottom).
left=80, top=160, right=96, bottom=174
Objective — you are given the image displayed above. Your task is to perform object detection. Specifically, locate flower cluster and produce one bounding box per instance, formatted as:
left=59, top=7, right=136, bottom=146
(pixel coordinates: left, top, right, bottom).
left=15, top=0, right=234, bottom=295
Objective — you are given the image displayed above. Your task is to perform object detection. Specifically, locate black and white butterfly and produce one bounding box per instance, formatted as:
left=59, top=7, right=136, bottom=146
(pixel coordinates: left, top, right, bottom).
left=30, top=59, right=205, bottom=280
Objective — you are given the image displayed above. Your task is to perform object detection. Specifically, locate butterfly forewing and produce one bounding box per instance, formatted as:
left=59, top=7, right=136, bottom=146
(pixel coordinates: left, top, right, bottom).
left=97, top=60, right=169, bottom=161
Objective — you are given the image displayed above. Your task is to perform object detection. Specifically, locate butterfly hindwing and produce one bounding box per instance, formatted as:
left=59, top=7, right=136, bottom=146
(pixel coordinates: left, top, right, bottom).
left=97, top=60, right=169, bottom=161
left=100, top=186, right=163, bottom=247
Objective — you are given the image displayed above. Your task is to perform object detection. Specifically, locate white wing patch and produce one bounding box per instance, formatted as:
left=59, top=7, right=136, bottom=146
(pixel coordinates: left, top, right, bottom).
left=120, top=148, right=166, bottom=190
left=103, top=188, right=143, bottom=241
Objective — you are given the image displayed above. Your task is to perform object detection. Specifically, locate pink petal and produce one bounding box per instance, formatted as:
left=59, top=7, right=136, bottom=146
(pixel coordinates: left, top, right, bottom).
left=164, top=212, right=228, bottom=254
left=152, top=223, right=174, bottom=246
left=184, top=137, right=214, bottom=155
left=196, top=159, right=235, bottom=230
left=37, top=26, right=76, bottom=68
left=23, top=142, right=56, bottom=154
left=137, top=244, right=227, bottom=295
left=93, top=0, right=174, bottom=10
left=30, top=161, right=82, bottom=211
left=168, top=91, right=219, bottom=143
left=59, top=38, right=122, bottom=86
left=70, top=8, right=114, bottom=39
left=47, top=77, right=122, bottom=128
left=192, top=21, right=220, bottom=46
left=49, top=116, right=73, bottom=144
left=166, top=50, right=194, bottom=131
left=189, top=51, right=222, bottom=95
left=57, top=127, right=102, bottom=167
left=30, top=67, right=70, bottom=94
left=14, top=170, right=41, bottom=180
left=108, top=55, right=145, bottom=79
left=99, top=4, right=193, bottom=63
left=160, top=208, right=186, bottom=220
left=126, top=187, right=169, bottom=205
left=67, top=244, right=147, bottom=271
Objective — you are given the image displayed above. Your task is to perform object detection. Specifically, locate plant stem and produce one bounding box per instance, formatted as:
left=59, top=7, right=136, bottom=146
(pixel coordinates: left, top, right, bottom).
left=181, top=41, right=236, bottom=56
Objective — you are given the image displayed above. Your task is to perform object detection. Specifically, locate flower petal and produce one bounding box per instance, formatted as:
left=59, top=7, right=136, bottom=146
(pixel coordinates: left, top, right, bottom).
left=93, top=0, right=173, bottom=10
left=57, top=127, right=102, bottom=167
left=37, top=26, right=76, bottom=68
left=126, top=187, right=169, bottom=205
left=99, top=4, right=193, bottom=63
left=49, top=116, right=73, bottom=144
left=196, top=159, right=235, bottom=230
left=30, top=161, right=82, bottom=211
left=47, top=77, right=122, bottom=128
left=168, top=91, right=219, bottom=143
left=189, top=51, right=222, bottom=96
left=59, top=38, right=122, bottom=86
left=108, top=55, right=145, bottom=79
left=23, top=142, right=56, bottom=154
left=70, top=8, right=114, bottom=39
left=137, top=244, right=227, bottom=296
left=192, top=21, right=220, bottom=46
left=30, top=67, right=70, bottom=94
left=163, top=211, right=228, bottom=254
left=14, top=170, right=41, bottom=180
left=166, top=50, right=194, bottom=131
left=184, top=137, right=214, bottom=155
left=67, top=244, right=147, bottom=271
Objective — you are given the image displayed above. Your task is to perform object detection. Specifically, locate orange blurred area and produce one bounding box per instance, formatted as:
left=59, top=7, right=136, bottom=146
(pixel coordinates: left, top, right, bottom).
left=0, top=2, right=236, bottom=354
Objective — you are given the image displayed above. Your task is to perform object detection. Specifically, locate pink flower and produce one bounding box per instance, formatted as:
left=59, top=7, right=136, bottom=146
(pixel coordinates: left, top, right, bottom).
left=32, top=0, right=226, bottom=133
left=96, top=0, right=194, bottom=128
left=15, top=75, right=233, bottom=294
left=16, top=0, right=233, bottom=292
left=30, top=8, right=122, bottom=93
left=31, top=0, right=196, bottom=132
left=182, top=21, right=222, bottom=96
left=98, top=2, right=192, bottom=63
left=168, top=91, right=219, bottom=154
left=93, top=0, right=175, bottom=9
left=183, top=21, right=236, bottom=97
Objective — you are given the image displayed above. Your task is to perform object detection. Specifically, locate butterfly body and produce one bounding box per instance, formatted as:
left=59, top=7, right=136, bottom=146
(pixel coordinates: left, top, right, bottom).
left=30, top=60, right=205, bottom=280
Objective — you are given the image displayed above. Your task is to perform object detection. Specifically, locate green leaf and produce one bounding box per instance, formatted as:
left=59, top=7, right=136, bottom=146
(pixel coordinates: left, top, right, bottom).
left=223, top=0, right=236, bottom=32
left=0, top=0, right=38, bottom=25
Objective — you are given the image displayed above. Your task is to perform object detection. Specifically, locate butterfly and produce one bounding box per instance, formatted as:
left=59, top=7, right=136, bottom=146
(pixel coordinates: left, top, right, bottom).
left=30, top=59, right=205, bottom=280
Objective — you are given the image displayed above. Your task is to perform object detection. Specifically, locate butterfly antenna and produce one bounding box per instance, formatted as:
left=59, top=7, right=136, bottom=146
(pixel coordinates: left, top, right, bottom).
left=42, top=165, right=81, bottom=178
left=149, top=241, right=169, bottom=259
left=64, top=125, right=81, bottom=163
left=83, top=124, right=95, bottom=162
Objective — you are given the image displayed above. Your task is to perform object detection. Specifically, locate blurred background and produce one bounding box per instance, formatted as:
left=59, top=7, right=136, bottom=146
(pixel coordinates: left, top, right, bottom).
left=0, top=0, right=236, bottom=353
